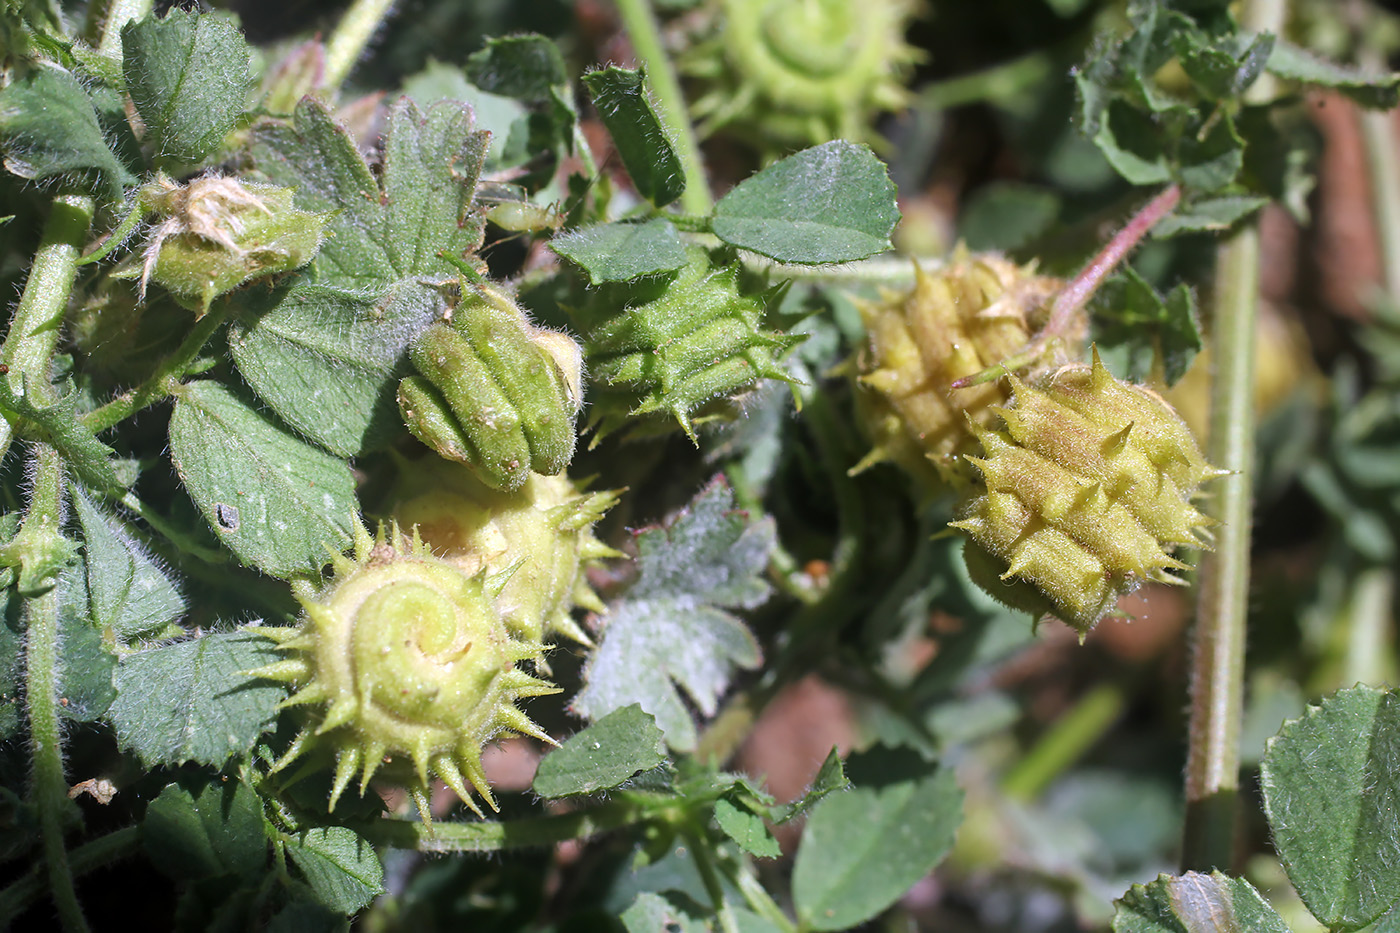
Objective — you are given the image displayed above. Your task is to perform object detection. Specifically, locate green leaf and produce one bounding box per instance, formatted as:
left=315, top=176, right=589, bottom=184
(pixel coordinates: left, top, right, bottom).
left=284, top=827, right=384, bottom=915
left=1177, top=112, right=1243, bottom=191
left=621, top=892, right=707, bottom=933
left=0, top=65, right=135, bottom=197
left=466, top=34, right=569, bottom=103
left=1260, top=685, right=1400, bottom=930
left=72, top=486, right=185, bottom=644
left=711, top=141, right=899, bottom=264
left=792, top=747, right=962, bottom=931
left=958, top=182, right=1062, bottom=252
left=0, top=378, right=122, bottom=495
left=1172, top=31, right=1273, bottom=102
left=1266, top=40, right=1400, bottom=109
left=248, top=96, right=488, bottom=288
left=168, top=380, right=356, bottom=578
left=227, top=283, right=440, bottom=457
left=713, top=798, right=780, bottom=859
left=1093, top=265, right=1202, bottom=385
left=582, top=67, right=684, bottom=208
left=532, top=703, right=668, bottom=798
left=142, top=779, right=269, bottom=883
left=1153, top=195, right=1268, bottom=237
left=572, top=479, right=772, bottom=750
left=401, top=60, right=526, bottom=165
left=55, top=590, right=115, bottom=721
left=109, top=630, right=286, bottom=768
left=1112, top=871, right=1291, bottom=933
left=121, top=9, right=252, bottom=163
left=551, top=219, right=689, bottom=284
left=769, top=748, right=848, bottom=823
left=0, top=586, right=21, bottom=740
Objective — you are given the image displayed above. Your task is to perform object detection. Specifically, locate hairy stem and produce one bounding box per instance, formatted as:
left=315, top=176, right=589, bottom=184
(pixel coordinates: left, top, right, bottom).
left=320, top=0, right=398, bottom=93
left=23, top=445, right=87, bottom=933
left=0, top=827, right=140, bottom=928
left=0, top=193, right=95, bottom=466
left=613, top=0, right=715, bottom=214
left=359, top=797, right=642, bottom=853
left=82, top=305, right=230, bottom=433
left=1180, top=0, right=1284, bottom=874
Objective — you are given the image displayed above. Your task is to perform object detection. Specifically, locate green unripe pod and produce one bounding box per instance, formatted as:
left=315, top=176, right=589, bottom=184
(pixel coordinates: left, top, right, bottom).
left=399, top=283, right=583, bottom=492
left=114, top=174, right=329, bottom=314
left=853, top=252, right=1066, bottom=488
left=950, top=350, right=1223, bottom=635
left=247, top=522, right=557, bottom=816
left=385, top=455, right=621, bottom=648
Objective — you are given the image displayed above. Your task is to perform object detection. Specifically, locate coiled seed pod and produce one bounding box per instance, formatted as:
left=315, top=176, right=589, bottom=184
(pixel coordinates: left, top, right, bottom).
left=853, top=252, right=1066, bottom=488
left=385, top=455, right=621, bottom=648
left=585, top=246, right=800, bottom=441
left=682, top=0, right=920, bottom=150
left=399, top=281, right=583, bottom=492
left=247, top=522, right=557, bottom=815
left=950, top=349, right=1223, bottom=635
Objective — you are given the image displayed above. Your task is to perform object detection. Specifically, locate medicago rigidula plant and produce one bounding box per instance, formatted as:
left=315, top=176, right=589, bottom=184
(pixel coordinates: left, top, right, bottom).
left=1, top=0, right=1400, bottom=930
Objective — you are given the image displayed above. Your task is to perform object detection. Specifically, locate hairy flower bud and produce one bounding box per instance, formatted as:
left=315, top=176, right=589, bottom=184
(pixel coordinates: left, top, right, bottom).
left=248, top=522, right=557, bottom=815
left=853, top=252, right=1066, bottom=488
left=399, top=283, right=582, bottom=492
left=950, top=349, right=1222, bottom=635
left=114, top=174, right=329, bottom=314
left=385, top=455, right=621, bottom=648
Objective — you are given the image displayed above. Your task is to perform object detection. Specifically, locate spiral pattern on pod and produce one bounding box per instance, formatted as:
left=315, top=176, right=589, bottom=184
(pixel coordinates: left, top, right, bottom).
left=248, top=522, right=557, bottom=815
left=950, top=349, right=1224, bottom=635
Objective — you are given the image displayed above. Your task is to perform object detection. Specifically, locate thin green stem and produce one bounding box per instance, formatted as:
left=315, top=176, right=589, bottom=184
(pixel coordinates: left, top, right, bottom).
left=357, top=797, right=643, bottom=852
left=94, top=0, right=153, bottom=60
left=1180, top=0, right=1284, bottom=875
left=1182, top=225, right=1259, bottom=873
left=1342, top=566, right=1395, bottom=686
left=613, top=0, right=714, bottom=215
left=0, top=827, right=140, bottom=928
left=2, top=194, right=95, bottom=388
left=23, top=445, right=87, bottom=933
left=320, top=0, right=399, bottom=93
left=734, top=868, right=797, bottom=933
left=1360, top=102, right=1400, bottom=299
left=917, top=49, right=1055, bottom=111
left=1001, top=683, right=1126, bottom=801
left=688, top=829, right=741, bottom=933
left=82, top=305, right=230, bottom=433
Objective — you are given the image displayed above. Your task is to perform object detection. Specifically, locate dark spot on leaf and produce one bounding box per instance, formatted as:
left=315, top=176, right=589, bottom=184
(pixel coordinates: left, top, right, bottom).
left=216, top=503, right=240, bottom=531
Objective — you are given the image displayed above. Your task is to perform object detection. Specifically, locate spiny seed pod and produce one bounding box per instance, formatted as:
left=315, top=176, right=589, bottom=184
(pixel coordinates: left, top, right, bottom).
left=681, top=0, right=920, bottom=151
left=385, top=455, right=621, bottom=648
left=113, top=174, right=329, bottom=314
left=586, top=246, right=800, bottom=441
left=247, top=522, right=558, bottom=815
left=853, top=251, right=1067, bottom=489
left=950, top=349, right=1223, bottom=636
left=399, top=281, right=583, bottom=492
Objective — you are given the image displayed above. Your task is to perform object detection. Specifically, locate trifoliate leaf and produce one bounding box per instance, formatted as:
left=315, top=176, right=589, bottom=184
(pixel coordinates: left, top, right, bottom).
left=582, top=67, right=684, bottom=208
left=72, top=486, right=185, bottom=645
left=239, top=97, right=488, bottom=454
left=1266, top=40, right=1400, bottom=109
left=0, top=65, right=136, bottom=197
left=712, top=141, right=899, bottom=264
left=572, top=479, right=772, bottom=750
left=109, top=630, right=286, bottom=768
left=142, top=779, right=269, bottom=883
left=533, top=704, right=668, bottom=798
left=1113, top=872, right=1291, bottom=933
left=121, top=9, right=252, bottom=163
left=713, top=798, right=780, bottom=859
left=284, top=827, right=384, bottom=915
left=168, top=380, right=356, bottom=578
left=792, top=747, right=962, bottom=932
left=551, top=219, right=689, bottom=284
left=1261, top=685, right=1400, bottom=931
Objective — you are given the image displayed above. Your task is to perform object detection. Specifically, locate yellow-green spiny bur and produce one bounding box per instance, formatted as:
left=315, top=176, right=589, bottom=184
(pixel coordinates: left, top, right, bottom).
left=113, top=174, right=329, bottom=314
left=399, top=281, right=583, bottom=492
left=246, top=522, right=557, bottom=817
left=385, top=455, right=622, bottom=648
left=682, top=0, right=920, bottom=151
left=853, top=252, right=1065, bottom=489
left=950, top=350, right=1222, bottom=635
left=585, top=246, right=800, bottom=441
